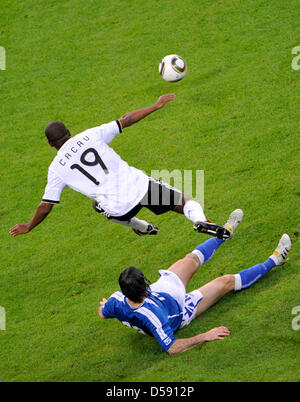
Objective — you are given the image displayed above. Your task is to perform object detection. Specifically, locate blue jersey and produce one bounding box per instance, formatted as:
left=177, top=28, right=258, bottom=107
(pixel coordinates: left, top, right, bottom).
left=102, top=290, right=183, bottom=352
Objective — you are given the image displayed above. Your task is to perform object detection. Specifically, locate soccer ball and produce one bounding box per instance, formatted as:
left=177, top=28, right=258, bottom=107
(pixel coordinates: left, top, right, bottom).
left=158, top=54, right=187, bottom=82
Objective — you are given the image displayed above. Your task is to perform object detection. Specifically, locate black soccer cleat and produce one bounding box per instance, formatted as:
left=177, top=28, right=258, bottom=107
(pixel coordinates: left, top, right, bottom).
left=193, top=221, right=231, bottom=240
left=133, top=224, right=159, bottom=236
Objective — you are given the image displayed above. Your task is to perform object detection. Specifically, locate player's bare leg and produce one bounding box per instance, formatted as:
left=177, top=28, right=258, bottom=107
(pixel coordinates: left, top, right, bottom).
left=174, top=194, right=231, bottom=240
left=195, top=275, right=235, bottom=316
left=168, top=253, right=201, bottom=288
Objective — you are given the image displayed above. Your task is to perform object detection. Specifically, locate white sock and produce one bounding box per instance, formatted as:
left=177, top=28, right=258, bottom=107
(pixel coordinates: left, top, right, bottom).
left=234, top=274, right=242, bottom=291
left=111, top=217, right=149, bottom=232
left=183, top=200, right=206, bottom=223
left=129, top=217, right=150, bottom=232
left=191, top=249, right=205, bottom=265
left=269, top=254, right=280, bottom=266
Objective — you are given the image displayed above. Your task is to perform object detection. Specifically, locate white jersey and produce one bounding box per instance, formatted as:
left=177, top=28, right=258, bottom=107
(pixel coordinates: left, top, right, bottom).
left=42, top=120, right=149, bottom=216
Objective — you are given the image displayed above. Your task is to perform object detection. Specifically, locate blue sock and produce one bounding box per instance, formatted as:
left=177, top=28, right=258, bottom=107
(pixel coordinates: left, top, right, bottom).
left=193, top=238, right=224, bottom=264
left=235, top=258, right=276, bottom=290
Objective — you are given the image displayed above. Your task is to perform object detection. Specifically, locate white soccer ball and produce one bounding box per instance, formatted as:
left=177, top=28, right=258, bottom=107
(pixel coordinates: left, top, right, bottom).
left=158, top=54, right=187, bottom=82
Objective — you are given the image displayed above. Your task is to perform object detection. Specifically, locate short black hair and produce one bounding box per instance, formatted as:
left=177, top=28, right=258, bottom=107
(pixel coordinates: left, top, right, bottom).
left=119, top=267, right=151, bottom=303
left=45, top=121, right=69, bottom=143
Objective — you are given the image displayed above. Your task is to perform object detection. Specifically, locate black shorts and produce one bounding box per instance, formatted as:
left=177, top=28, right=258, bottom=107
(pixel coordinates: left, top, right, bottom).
left=95, top=177, right=182, bottom=221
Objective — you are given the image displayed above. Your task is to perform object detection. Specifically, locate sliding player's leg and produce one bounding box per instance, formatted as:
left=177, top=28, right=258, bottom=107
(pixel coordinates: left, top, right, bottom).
left=174, top=248, right=235, bottom=329
left=194, top=275, right=235, bottom=317
left=195, top=234, right=292, bottom=317
left=234, top=234, right=291, bottom=290
left=167, top=253, right=200, bottom=289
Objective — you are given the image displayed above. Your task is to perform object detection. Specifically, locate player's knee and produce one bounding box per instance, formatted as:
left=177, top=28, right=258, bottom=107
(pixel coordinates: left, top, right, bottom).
left=220, top=274, right=235, bottom=291
left=184, top=253, right=200, bottom=267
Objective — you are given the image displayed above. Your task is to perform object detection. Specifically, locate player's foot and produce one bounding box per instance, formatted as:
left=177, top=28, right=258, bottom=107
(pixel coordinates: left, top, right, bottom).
left=133, top=224, right=159, bottom=236
left=193, top=221, right=231, bottom=240
left=223, top=209, right=244, bottom=239
left=272, top=234, right=292, bottom=265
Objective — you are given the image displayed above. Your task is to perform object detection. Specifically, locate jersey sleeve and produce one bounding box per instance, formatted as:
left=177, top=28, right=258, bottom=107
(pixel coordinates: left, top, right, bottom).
left=141, top=313, right=177, bottom=352
left=92, top=120, right=122, bottom=144
left=42, top=168, right=66, bottom=204
left=101, top=296, right=117, bottom=318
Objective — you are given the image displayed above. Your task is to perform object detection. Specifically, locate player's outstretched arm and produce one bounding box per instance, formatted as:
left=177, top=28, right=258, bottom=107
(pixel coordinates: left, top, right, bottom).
left=119, top=93, right=175, bottom=129
left=168, top=326, right=230, bottom=355
left=9, top=202, right=54, bottom=237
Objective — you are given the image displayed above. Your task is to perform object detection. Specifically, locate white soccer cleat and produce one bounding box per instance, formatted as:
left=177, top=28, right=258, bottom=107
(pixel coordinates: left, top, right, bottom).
left=223, top=209, right=244, bottom=239
left=272, top=234, right=292, bottom=265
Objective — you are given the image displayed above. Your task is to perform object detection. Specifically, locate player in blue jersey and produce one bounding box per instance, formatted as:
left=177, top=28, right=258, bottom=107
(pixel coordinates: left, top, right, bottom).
left=98, top=209, right=292, bottom=354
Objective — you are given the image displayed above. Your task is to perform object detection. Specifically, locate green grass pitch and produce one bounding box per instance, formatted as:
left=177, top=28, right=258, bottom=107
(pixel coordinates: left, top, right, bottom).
left=0, top=0, right=299, bottom=382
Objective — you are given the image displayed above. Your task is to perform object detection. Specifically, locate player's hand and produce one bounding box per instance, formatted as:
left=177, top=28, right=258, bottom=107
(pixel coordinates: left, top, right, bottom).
left=204, top=326, right=230, bottom=341
left=98, top=298, right=107, bottom=318
left=100, top=298, right=107, bottom=307
left=9, top=223, right=30, bottom=237
left=155, top=93, right=176, bottom=109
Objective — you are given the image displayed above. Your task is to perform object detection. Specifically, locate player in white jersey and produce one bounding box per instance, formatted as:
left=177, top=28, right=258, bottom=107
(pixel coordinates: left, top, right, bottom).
left=10, top=93, right=230, bottom=239
left=98, top=210, right=292, bottom=354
